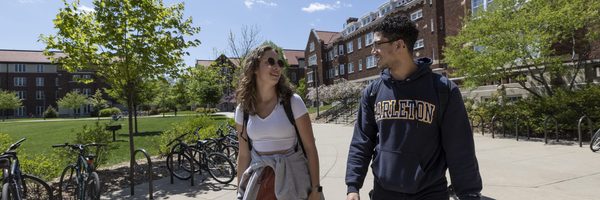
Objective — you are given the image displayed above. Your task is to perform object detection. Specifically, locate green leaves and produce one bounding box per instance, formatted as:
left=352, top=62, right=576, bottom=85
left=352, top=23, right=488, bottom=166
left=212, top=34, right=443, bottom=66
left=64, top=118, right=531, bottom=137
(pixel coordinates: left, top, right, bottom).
left=444, top=0, right=600, bottom=97
left=0, top=90, right=22, bottom=110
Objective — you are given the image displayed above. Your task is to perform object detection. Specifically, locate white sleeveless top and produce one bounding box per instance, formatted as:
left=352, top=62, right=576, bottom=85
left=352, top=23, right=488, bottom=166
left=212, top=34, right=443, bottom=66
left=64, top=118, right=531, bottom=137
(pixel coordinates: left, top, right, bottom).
left=235, top=94, right=309, bottom=152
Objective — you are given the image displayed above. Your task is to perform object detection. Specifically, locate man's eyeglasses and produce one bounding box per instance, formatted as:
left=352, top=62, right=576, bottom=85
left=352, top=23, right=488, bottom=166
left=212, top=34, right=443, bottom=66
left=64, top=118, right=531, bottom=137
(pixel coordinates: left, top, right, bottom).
left=267, top=57, right=285, bottom=67
left=372, top=40, right=396, bottom=49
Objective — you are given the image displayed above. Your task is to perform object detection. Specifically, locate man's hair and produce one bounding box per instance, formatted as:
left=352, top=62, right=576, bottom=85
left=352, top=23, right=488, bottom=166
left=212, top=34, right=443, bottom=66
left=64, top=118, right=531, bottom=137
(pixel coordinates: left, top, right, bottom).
left=373, top=14, right=419, bottom=53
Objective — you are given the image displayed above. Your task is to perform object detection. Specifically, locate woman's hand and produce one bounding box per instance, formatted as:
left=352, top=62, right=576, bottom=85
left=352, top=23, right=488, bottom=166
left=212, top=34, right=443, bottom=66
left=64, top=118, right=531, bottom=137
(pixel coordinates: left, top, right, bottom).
left=308, top=190, right=321, bottom=200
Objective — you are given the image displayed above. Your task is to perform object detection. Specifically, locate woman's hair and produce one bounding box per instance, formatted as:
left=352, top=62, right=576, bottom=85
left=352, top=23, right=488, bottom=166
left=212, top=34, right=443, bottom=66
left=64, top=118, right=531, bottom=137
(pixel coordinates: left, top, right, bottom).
left=235, top=45, right=293, bottom=115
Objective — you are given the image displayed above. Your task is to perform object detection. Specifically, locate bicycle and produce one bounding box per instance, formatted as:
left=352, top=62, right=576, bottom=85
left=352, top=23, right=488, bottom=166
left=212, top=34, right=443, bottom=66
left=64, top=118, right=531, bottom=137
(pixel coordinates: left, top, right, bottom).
left=52, top=143, right=106, bottom=200
left=1, top=138, right=53, bottom=200
left=165, top=131, right=235, bottom=184
left=591, top=128, right=600, bottom=152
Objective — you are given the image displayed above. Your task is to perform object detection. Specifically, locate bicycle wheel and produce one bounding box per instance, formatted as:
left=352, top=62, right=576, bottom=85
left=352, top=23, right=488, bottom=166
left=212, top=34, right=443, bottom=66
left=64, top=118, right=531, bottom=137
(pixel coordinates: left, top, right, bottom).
left=2, top=182, right=13, bottom=200
left=221, top=145, right=238, bottom=162
left=591, top=129, right=600, bottom=152
left=205, top=153, right=235, bottom=184
left=20, top=174, right=53, bottom=200
left=166, top=151, right=193, bottom=180
left=84, top=172, right=100, bottom=200
left=58, top=165, right=78, bottom=200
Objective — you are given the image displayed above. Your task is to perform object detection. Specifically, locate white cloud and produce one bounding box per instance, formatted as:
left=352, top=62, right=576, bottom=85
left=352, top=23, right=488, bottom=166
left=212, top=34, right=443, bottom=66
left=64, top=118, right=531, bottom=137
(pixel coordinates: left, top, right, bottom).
left=302, top=1, right=346, bottom=13
left=244, top=0, right=277, bottom=9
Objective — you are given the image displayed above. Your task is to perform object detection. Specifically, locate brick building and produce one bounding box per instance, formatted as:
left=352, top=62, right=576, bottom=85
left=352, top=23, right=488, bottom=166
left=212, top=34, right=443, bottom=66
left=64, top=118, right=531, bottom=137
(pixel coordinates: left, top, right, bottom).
left=304, top=0, right=600, bottom=101
left=282, top=49, right=306, bottom=85
left=0, top=49, right=106, bottom=117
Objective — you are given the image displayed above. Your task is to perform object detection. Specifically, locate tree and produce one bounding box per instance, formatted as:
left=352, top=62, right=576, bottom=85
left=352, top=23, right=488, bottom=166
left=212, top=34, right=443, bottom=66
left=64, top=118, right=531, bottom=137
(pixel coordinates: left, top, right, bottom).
left=152, top=79, right=176, bottom=117
left=88, top=89, right=108, bottom=119
left=187, top=64, right=224, bottom=109
left=297, top=77, right=308, bottom=100
left=444, top=0, right=600, bottom=98
left=0, top=90, right=22, bottom=121
left=172, top=78, right=190, bottom=114
left=40, top=0, right=200, bottom=193
left=57, top=91, right=88, bottom=118
left=228, top=24, right=262, bottom=67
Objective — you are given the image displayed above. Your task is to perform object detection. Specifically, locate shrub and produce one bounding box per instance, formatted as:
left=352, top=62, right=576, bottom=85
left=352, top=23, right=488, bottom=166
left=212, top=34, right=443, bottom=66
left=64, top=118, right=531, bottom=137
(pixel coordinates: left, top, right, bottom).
left=0, top=133, right=11, bottom=152
left=72, top=121, right=116, bottom=168
left=157, top=115, right=220, bottom=155
left=20, top=152, right=65, bottom=181
left=99, top=107, right=122, bottom=117
left=43, top=106, right=58, bottom=118
left=194, top=107, right=219, bottom=114
left=149, top=109, right=160, bottom=115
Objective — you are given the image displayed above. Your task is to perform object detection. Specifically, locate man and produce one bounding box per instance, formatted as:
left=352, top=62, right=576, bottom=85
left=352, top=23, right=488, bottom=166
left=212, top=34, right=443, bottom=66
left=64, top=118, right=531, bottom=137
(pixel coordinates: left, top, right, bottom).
left=345, top=15, right=482, bottom=200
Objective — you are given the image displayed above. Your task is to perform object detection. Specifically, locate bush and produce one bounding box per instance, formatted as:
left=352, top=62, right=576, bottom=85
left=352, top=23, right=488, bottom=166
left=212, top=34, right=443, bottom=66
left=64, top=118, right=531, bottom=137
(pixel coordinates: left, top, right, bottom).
left=195, top=107, right=219, bottom=114
left=72, top=121, right=116, bottom=168
left=157, top=115, right=220, bottom=155
left=149, top=109, right=160, bottom=115
left=43, top=106, right=58, bottom=118
left=0, top=133, right=11, bottom=152
left=0, top=133, right=65, bottom=180
left=99, top=107, right=122, bottom=117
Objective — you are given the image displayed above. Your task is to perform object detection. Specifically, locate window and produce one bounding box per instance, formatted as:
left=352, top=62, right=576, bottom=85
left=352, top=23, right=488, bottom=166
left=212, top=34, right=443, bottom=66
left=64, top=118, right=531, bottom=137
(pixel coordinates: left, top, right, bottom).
left=36, top=77, right=44, bottom=87
left=14, top=77, right=26, bottom=86
left=83, top=88, right=91, bottom=96
left=365, top=32, right=374, bottom=46
left=55, top=78, right=59, bottom=86
left=291, top=72, right=297, bottom=82
left=367, top=56, right=376, bottom=69
left=334, top=46, right=338, bottom=57
left=348, top=63, right=354, bottom=73
left=36, top=106, right=45, bottom=116
left=37, top=64, right=44, bottom=72
left=15, top=107, right=25, bottom=117
left=16, top=91, right=26, bottom=100
left=309, top=42, right=315, bottom=52
left=338, top=45, right=344, bottom=55
left=72, top=75, right=81, bottom=81
left=347, top=41, right=354, bottom=53
left=328, top=51, right=334, bottom=61
left=358, top=59, right=363, bottom=71
left=596, top=67, right=600, bottom=77
left=307, top=71, right=314, bottom=83
left=36, top=91, right=45, bottom=100
left=414, top=39, right=424, bottom=50
left=340, top=64, right=345, bottom=75
left=83, top=74, right=91, bottom=79
left=329, top=68, right=335, bottom=78
left=358, top=37, right=362, bottom=49
left=14, top=64, right=26, bottom=72
left=335, top=66, right=339, bottom=76
left=411, top=9, right=423, bottom=21
left=472, top=0, right=493, bottom=15
left=431, top=19, right=435, bottom=32
left=308, top=54, right=318, bottom=66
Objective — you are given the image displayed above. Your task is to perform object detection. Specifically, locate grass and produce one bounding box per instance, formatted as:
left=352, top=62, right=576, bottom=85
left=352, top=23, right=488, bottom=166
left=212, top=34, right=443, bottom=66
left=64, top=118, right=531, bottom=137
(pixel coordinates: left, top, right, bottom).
left=0, top=115, right=228, bottom=166
left=307, top=104, right=333, bottom=114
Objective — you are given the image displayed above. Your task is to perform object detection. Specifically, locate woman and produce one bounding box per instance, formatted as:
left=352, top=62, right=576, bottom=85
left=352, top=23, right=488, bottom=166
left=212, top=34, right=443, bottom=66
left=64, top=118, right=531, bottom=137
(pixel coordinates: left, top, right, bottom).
left=235, top=45, right=323, bottom=200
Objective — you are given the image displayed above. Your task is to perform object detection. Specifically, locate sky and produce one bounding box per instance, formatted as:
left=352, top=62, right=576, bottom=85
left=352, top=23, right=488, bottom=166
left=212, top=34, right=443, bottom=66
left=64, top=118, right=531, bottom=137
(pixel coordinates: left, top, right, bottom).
left=0, top=0, right=389, bottom=67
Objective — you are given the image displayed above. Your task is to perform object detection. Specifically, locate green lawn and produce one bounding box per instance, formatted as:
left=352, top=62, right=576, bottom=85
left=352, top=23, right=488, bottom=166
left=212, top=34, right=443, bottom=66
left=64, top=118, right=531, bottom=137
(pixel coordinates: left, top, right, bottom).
left=0, top=115, right=227, bottom=165
left=308, top=104, right=333, bottom=114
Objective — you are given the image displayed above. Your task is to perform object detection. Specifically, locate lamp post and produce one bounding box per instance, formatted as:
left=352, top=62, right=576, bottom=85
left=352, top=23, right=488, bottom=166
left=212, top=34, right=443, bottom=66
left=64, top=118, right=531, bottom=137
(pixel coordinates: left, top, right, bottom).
left=311, top=65, right=320, bottom=117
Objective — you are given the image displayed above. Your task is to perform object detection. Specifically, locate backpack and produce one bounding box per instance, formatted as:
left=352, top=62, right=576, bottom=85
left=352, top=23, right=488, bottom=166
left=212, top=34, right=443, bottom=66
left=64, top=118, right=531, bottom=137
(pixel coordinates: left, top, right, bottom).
left=242, top=97, right=306, bottom=157
left=367, top=73, right=452, bottom=126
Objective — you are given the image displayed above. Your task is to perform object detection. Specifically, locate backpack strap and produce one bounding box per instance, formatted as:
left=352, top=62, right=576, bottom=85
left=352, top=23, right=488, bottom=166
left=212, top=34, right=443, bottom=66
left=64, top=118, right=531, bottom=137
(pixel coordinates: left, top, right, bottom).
left=242, top=112, right=252, bottom=151
left=281, top=98, right=306, bottom=157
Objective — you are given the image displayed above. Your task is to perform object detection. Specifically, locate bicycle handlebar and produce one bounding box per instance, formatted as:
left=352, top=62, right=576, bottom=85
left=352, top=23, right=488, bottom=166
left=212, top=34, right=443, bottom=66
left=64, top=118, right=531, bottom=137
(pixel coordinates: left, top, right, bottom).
left=51, top=143, right=108, bottom=150
left=6, top=138, right=26, bottom=152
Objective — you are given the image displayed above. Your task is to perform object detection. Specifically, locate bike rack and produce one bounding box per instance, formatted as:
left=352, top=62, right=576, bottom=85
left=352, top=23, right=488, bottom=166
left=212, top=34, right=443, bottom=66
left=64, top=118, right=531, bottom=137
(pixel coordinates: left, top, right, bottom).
left=543, top=116, right=559, bottom=144
left=133, top=148, right=154, bottom=199
left=577, top=115, right=593, bottom=147
left=169, top=151, right=195, bottom=187
left=469, top=114, right=485, bottom=135
left=491, top=115, right=503, bottom=139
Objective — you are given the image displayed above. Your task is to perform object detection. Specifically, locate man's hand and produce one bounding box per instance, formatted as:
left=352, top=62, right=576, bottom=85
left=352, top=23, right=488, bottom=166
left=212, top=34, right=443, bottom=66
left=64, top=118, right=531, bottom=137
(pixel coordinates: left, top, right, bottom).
left=346, top=192, right=360, bottom=200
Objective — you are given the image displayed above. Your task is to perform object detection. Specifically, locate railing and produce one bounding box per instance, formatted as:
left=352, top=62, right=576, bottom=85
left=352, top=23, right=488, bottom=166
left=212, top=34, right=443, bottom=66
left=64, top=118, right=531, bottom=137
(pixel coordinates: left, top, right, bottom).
left=543, top=116, right=559, bottom=144
left=577, top=115, right=593, bottom=147
left=133, top=148, right=154, bottom=199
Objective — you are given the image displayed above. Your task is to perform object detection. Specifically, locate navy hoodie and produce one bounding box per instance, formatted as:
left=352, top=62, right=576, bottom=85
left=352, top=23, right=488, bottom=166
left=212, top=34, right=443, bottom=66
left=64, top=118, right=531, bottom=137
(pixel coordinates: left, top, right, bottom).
left=345, top=58, right=482, bottom=199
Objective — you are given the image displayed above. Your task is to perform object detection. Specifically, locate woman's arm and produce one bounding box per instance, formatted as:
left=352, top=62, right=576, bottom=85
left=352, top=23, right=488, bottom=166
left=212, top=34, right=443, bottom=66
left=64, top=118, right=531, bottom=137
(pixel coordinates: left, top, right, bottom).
left=236, top=123, right=251, bottom=185
left=296, top=113, right=321, bottom=196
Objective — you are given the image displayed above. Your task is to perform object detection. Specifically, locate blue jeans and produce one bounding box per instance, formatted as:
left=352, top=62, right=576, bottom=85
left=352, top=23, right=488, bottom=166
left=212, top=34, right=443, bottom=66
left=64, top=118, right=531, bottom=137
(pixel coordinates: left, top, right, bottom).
left=370, top=178, right=449, bottom=200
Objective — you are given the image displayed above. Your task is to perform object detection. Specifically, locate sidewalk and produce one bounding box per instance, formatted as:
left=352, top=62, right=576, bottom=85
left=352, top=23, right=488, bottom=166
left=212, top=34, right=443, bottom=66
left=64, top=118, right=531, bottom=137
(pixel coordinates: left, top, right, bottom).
left=103, top=123, right=600, bottom=199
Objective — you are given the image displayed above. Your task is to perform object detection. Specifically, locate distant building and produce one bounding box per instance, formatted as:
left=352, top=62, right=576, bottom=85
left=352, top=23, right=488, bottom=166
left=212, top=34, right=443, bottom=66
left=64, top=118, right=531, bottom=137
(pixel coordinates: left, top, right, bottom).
left=0, top=49, right=108, bottom=117
left=282, top=49, right=306, bottom=85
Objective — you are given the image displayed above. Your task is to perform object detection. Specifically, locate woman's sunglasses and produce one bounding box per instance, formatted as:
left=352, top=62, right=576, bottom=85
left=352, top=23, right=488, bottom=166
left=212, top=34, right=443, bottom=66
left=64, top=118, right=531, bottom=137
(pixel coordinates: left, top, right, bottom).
left=267, top=57, right=285, bottom=67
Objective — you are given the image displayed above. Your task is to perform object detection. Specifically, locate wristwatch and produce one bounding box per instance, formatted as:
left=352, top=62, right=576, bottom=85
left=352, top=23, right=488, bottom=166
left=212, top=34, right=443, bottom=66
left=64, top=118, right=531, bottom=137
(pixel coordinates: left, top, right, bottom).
left=313, top=185, right=323, bottom=192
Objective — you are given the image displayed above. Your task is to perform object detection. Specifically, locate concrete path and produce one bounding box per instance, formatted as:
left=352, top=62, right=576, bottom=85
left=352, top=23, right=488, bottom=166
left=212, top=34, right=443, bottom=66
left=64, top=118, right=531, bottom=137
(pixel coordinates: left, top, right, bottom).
left=103, top=123, right=600, bottom=199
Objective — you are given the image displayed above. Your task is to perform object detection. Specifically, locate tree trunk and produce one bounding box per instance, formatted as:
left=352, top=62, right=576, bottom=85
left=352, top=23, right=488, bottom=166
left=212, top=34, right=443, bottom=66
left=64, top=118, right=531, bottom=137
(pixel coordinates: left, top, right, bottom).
left=134, top=103, right=138, bottom=135
left=127, top=90, right=135, bottom=197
